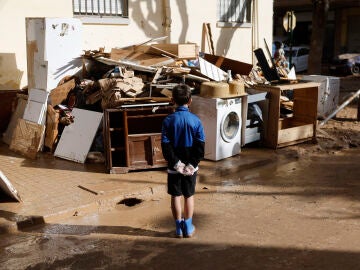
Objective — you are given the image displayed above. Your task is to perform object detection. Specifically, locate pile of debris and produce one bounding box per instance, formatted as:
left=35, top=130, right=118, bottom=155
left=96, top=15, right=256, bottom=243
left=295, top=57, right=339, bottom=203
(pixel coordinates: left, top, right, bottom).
left=4, top=38, right=286, bottom=164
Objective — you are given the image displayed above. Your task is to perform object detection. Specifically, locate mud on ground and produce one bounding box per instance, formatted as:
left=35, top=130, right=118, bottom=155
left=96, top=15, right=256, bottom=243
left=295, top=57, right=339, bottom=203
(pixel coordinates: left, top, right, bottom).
left=279, top=75, right=360, bottom=158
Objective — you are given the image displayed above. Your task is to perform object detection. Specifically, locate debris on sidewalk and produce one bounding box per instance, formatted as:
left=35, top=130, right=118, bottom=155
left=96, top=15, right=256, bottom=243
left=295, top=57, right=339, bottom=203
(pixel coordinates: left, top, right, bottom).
left=0, top=170, right=22, bottom=202
left=7, top=34, right=354, bottom=171
left=9, top=118, right=45, bottom=159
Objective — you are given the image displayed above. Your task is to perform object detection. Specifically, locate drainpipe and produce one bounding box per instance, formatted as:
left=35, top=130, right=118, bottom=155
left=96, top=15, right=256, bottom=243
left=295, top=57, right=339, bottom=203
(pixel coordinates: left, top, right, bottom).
left=162, top=0, right=172, bottom=43
left=251, top=0, right=260, bottom=65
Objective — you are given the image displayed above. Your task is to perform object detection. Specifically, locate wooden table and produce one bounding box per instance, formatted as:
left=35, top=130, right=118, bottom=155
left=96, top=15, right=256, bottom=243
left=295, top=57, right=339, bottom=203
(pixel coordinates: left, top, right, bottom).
left=253, top=82, right=319, bottom=149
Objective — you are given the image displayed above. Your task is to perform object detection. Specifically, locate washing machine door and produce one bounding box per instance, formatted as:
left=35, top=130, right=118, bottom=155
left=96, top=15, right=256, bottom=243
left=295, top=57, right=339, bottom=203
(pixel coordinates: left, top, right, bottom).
left=220, top=111, right=240, bottom=142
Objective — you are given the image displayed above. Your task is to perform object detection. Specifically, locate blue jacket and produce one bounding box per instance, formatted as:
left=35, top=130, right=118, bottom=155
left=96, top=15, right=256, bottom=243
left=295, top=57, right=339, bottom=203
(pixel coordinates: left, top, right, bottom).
left=161, top=106, right=205, bottom=169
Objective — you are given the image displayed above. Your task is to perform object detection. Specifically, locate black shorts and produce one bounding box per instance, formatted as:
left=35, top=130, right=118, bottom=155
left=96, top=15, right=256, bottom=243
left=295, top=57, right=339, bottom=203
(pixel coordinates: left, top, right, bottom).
left=167, top=172, right=197, bottom=198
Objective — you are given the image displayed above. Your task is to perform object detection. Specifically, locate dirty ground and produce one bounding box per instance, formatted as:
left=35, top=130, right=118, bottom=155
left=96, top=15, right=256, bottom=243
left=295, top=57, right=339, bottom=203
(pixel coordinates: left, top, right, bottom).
left=0, top=146, right=359, bottom=269
left=0, top=76, right=359, bottom=270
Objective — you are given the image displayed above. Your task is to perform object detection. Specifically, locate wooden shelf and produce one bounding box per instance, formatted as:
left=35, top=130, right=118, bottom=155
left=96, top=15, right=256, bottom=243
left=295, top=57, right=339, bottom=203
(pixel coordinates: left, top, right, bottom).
left=104, top=105, right=173, bottom=173
left=127, top=114, right=169, bottom=119
left=253, top=82, right=319, bottom=148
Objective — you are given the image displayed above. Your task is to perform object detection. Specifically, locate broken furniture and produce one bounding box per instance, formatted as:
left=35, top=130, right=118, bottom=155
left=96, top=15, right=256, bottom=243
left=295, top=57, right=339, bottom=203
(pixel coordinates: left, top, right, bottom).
left=54, top=108, right=103, bottom=163
left=103, top=103, right=174, bottom=173
left=9, top=118, right=45, bottom=159
left=26, top=17, right=82, bottom=91
left=300, top=75, right=340, bottom=119
left=241, top=89, right=268, bottom=145
left=253, top=82, right=319, bottom=149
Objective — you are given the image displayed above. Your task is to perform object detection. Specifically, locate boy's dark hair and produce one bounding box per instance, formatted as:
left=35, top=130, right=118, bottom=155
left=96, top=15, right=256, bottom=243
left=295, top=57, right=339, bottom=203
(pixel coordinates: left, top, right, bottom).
left=172, top=84, right=191, bottom=106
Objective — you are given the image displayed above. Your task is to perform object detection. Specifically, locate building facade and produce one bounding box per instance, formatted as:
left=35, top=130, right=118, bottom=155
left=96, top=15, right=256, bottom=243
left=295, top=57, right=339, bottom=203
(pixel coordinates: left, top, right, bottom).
left=0, top=0, right=274, bottom=90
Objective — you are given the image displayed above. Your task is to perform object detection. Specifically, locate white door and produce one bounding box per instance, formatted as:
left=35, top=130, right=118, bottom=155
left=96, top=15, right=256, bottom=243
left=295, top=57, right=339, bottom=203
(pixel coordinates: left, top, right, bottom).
left=54, top=108, right=103, bottom=163
left=220, top=110, right=240, bottom=142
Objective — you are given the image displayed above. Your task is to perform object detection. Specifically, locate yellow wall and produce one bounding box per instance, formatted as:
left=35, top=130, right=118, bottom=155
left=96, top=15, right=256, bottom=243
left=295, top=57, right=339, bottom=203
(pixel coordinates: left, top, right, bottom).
left=0, top=0, right=274, bottom=89
left=167, top=0, right=274, bottom=64
left=0, top=0, right=72, bottom=89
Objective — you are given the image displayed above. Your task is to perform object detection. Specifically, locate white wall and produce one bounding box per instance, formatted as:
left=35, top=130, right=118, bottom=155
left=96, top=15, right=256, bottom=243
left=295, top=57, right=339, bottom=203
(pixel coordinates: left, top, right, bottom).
left=167, top=0, right=274, bottom=64
left=0, top=0, right=273, bottom=90
left=0, top=0, right=72, bottom=90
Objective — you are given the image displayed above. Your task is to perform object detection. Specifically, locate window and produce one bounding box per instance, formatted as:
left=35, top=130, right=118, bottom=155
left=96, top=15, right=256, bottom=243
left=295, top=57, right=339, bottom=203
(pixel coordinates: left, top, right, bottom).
left=217, top=0, right=252, bottom=27
left=73, top=0, right=129, bottom=24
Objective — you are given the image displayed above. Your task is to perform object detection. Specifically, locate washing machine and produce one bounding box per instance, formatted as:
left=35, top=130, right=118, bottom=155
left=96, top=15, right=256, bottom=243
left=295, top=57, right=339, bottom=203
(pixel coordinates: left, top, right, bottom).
left=191, top=95, right=242, bottom=161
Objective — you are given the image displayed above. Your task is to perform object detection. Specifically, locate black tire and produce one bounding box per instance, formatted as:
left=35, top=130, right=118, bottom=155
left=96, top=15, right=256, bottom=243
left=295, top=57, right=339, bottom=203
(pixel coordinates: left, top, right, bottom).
left=351, top=64, right=360, bottom=76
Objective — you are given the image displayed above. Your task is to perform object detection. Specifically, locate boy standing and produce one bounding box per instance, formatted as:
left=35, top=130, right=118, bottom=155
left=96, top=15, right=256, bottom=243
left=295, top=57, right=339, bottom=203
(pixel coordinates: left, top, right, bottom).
left=161, top=84, right=205, bottom=238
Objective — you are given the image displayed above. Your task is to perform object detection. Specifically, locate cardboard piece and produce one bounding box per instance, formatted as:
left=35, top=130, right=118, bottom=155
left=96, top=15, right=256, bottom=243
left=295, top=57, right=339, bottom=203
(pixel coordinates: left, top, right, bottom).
left=9, top=118, right=45, bottom=159
left=44, top=105, right=60, bottom=152
left=49, top=79, right=76, bottom=106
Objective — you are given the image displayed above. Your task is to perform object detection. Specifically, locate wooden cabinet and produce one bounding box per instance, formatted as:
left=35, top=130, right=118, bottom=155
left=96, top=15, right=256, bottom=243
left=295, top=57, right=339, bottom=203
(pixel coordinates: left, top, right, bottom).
left=103, top=105, right=174, bottom=173
left=253, top=82, right=319, bottom=149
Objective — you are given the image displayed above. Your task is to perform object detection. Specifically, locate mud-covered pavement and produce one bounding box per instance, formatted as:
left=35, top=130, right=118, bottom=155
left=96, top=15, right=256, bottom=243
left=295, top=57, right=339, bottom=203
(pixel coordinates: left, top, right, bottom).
left=1, top=76, right=359, bottom=270
left=1, top=145, right=360, bottom=270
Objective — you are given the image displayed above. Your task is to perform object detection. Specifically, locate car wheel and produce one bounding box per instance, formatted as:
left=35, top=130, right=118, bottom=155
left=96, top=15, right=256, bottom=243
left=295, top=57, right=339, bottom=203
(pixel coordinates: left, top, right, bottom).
left=351, top=64, right=360, bottom=76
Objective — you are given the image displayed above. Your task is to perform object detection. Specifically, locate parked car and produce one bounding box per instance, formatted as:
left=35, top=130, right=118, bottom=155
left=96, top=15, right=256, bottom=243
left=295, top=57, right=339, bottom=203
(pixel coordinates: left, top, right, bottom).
left=329, top=53, right=360, bottom=76
left=284, top=46, right=309, bottom=72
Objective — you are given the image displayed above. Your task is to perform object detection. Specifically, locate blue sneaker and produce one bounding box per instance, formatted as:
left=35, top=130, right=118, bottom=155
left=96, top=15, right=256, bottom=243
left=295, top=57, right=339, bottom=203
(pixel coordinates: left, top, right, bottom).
left=184, top=218, right=195, bottom=238
left=175, top=219, right=184, bottom=238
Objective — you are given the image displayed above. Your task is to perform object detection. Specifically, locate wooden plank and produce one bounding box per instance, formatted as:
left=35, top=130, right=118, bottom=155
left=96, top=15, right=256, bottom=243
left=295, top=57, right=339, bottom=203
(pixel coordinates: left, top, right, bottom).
left=254, top=82, right=320, bottom=91
left=96, top=56, right=157, bottom=73
left=110, top=48, right=175, bottom=67
left=148, top=46, right=179, bottom=58
left=201, top=23, right=215, bottom=55
left=9, top=118, right=45, bottom=159
left=44, top=105, right=59, bottom=152
left=150, top=43, right=197, bottom=59
left=277, top=124, right=314, bottom=145
left=203, top=53, right=253, bottom=76
left=266, top=88, right=281, bottom=148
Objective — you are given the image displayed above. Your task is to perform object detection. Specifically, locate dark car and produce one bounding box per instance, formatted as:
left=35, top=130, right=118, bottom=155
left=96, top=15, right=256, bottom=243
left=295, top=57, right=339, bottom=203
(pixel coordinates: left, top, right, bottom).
left=329, top=53, right=360, bottom=76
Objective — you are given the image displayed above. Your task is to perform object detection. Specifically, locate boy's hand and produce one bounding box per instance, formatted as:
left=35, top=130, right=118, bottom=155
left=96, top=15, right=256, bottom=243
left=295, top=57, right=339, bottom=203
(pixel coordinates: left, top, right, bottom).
left=174, top=160, right=186, bottom=174
left=183, top=164, right=195, bottom=176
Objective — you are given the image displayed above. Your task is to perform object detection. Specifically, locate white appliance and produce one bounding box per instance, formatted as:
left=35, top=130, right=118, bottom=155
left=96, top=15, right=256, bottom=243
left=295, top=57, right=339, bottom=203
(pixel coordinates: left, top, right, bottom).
left=243, top=91, right=267, bottom=145
left=191, top=96, right=242, bottom=161
left=23, top=88, right=48, bottom=124
left=26, top=17, right=83, bottom=92
left=301, top=75, right=340, bottom=119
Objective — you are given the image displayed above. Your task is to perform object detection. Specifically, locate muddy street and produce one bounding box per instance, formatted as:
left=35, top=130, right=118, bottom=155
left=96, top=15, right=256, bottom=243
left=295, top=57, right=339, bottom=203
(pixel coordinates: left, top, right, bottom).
left=1, top=146, right=360, bottom=270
